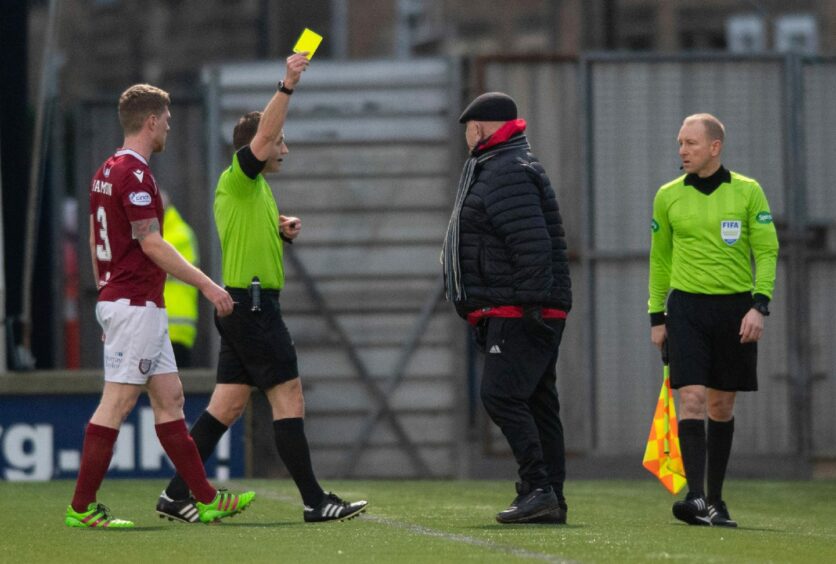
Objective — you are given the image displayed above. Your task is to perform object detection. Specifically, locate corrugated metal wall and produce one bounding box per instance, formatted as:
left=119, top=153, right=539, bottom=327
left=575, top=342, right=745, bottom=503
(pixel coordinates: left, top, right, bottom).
left=204, top=58, right=465, bottom=478
left=587, top=55, right=791, bottom=456
left=804, top=60, right=836, bottom=458
left=479, top=54, right=836, bottom=467
left=74, top=54, right=836, bottom=478
left=477, top=58, right=589, bottom=454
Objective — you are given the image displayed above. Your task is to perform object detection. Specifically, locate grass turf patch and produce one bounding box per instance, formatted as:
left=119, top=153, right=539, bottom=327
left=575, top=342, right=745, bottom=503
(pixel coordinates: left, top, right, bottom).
left=3, top=479, right=835, bottom=563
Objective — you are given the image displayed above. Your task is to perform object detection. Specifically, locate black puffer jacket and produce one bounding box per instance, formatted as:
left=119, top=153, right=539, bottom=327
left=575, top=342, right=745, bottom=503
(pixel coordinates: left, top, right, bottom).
left=454, top=135, right=572, bottom=318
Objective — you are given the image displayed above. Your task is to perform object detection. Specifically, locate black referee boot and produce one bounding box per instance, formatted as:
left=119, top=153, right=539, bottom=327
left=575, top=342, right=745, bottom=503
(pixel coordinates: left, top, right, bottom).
left=303, top=492, right=368, bottom=523
left=672, top=493, right=712, bottom=526
left=708, top=500, right=738, bottom=528
left=496, top=482, right=560, bottom=524
left=156, top=491, right=199, bottom=523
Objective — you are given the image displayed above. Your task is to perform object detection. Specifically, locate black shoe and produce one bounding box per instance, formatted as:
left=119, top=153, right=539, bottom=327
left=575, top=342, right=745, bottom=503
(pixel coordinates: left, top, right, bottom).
left=156, top=491, right=200, bottom=523
left=526, top=502, right=568, bottom=524
left=304, top=492, right=368, bottom=523
left=496, top=483, right=560, bottom=524
left=708, top=500, right=738, bottom=528
left=672, top=494, right=712, bottom=526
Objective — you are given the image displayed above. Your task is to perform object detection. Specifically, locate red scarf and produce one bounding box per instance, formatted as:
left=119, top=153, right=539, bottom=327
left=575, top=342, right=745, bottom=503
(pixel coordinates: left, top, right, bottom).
left=476, top=119, right=527, bottom=152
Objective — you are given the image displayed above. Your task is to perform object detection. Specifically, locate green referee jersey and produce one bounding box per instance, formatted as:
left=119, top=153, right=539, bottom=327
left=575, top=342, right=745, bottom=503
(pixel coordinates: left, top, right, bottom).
left=214, top=153, right=285, bottom=289
left=648, top=170, right=779, bottom=314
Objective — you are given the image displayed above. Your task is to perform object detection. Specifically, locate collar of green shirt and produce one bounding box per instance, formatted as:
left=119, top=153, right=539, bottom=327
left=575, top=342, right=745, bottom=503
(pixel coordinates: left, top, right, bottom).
left=683, top=165, right=731, bottom=195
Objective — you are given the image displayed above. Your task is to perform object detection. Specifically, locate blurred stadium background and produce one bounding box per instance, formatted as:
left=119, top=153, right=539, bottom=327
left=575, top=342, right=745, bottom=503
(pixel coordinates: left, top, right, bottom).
left=1, top=0, right=835, bottom=484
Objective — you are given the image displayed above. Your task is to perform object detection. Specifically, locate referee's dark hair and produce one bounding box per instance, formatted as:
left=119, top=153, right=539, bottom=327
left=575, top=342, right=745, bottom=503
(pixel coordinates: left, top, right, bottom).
left=233, top=111, right=263, bottom=150
left=684, top=113, right=725, bottom=143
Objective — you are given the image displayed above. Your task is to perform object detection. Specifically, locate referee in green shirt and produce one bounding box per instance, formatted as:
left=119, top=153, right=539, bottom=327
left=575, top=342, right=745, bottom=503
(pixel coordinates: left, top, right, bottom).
left=156, top=52, right=367, bottom=523
left=648, top=113, right=779, bottom=528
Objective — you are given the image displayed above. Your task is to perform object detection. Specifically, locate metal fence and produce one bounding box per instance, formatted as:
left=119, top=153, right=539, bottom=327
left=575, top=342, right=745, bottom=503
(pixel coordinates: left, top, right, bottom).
left=70, top=53, right=836, bottom=480
left=479, top=53, right=836, bottom=476
left=203, top=58, right=466, bottom=478
left=801, top=59, right=836, bottom=460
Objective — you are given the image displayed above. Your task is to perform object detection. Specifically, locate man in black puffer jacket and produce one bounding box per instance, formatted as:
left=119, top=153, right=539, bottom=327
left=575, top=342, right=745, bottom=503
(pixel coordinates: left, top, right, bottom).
left=442, top=92, right=572, bottom=525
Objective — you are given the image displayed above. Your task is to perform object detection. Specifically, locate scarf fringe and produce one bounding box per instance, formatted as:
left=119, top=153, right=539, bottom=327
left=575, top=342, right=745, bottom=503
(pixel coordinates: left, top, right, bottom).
left=442, top=135, right=531, bottom=302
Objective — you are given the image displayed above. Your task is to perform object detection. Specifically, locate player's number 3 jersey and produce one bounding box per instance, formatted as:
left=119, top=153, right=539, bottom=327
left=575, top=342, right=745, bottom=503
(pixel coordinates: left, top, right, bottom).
left=89, top=149, right=166, bottom=307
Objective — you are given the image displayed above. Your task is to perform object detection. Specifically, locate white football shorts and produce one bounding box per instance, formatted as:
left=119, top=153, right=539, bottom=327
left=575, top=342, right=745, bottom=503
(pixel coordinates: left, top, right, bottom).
left=95, top=298, right=178, bottom=384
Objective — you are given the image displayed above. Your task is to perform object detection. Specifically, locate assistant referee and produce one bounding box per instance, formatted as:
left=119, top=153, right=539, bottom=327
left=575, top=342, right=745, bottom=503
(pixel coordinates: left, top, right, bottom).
left=648, top=113, right=779, bottom=528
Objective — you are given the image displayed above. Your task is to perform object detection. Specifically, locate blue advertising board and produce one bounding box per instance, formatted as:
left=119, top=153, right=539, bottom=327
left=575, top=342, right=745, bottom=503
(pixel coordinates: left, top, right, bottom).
left=0, top=394, right=244, bottom=481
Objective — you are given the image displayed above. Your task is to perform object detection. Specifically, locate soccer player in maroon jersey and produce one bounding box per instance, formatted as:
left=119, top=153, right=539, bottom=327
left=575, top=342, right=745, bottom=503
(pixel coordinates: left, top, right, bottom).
left=65, top=84, right=254, bottom=528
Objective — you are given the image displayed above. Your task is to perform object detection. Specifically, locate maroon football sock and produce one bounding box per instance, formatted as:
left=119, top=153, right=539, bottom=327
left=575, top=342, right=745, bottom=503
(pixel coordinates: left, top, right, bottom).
left=71, top=423, right=119, bottom=512
left=155, top=419, right=217, bottom=504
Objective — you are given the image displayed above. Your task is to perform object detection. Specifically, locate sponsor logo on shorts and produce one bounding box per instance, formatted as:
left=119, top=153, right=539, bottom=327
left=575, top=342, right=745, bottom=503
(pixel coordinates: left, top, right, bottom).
left=721, top=220, right=741, bottom=245
left=129, top=191, right=152, bottom=206
left=651, top=219, right=659, bottom=233
left=756, top=211, right=773, bottom=224
left=105, top=351, right=124, bottom=369
left=138, top=359, right=153, bottom=374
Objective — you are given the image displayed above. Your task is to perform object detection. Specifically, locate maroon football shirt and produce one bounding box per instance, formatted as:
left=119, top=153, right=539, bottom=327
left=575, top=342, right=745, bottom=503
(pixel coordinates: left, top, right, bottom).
left=89, top=148, right=166, bottom=307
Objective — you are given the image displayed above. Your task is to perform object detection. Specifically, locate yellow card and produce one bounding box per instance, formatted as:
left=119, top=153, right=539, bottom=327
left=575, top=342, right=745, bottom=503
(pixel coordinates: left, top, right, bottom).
left=293, top=28, right=323, bottom=59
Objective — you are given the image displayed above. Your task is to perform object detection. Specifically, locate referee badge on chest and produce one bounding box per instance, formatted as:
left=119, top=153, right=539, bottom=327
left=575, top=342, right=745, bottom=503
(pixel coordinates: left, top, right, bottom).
left=720, top=220, right=741, bottom=245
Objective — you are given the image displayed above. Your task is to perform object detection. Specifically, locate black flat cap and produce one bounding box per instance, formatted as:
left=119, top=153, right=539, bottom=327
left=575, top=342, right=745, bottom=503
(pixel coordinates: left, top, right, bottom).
left=458, top=92, right=518, bottom=123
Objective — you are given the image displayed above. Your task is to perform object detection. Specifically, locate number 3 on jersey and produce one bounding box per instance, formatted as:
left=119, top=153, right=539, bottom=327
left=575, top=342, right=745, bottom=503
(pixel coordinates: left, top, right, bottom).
left=96, top=205, right=112, bottom=261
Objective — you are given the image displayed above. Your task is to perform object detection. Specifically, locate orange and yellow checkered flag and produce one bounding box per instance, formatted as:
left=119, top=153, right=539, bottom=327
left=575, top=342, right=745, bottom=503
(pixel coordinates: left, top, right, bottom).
left=642, top=364, right=686, bottom=494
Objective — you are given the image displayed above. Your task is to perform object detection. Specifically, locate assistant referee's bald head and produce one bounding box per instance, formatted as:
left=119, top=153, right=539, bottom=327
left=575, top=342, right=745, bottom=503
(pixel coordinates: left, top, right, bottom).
left=683, top=113, right=725, bottom=143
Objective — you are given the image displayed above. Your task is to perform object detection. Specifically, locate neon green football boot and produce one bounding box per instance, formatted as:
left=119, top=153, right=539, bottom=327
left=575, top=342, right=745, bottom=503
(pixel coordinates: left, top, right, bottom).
left=195, top=489, right=255, bottom=523
left=65, top=503, right=134, bottom=529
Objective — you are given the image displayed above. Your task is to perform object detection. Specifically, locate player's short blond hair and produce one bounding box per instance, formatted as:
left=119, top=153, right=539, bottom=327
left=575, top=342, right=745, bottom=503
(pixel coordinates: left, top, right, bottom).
left=118, top=84, right=170, bottom=135
left=683, top=113, right=725, bottom=143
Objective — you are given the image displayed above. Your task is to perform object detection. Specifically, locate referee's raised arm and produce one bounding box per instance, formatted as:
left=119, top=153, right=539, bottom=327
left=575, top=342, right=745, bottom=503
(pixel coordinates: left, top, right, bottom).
left=249, top=52, right=309, bottom=161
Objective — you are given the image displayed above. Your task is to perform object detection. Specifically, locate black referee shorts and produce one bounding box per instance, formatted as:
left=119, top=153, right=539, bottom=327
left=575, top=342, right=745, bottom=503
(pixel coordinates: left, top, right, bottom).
left=214, top=287, right=299, bottom=391
left=666, top=290, right=757, bottom=392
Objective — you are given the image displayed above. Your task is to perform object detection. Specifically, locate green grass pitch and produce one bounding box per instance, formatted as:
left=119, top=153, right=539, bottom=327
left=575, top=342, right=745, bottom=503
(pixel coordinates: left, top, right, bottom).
left=3, top=479, right=835, bottom=563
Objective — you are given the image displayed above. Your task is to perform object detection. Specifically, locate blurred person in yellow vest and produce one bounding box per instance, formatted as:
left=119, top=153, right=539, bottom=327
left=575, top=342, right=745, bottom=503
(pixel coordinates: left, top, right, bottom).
left=162, top=191, right=199, bottom=368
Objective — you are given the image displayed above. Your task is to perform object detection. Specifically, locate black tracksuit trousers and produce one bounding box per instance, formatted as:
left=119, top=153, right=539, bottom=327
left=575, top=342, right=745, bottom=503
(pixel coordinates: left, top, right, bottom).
left=478, top=317, right=566, bottom=494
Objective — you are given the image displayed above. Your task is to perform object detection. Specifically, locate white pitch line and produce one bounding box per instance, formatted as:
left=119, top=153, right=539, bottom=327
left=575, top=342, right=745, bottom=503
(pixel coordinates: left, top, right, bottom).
left=362, top=512, right=576, bottom=564
left=236, top=484, right=576, bottom=564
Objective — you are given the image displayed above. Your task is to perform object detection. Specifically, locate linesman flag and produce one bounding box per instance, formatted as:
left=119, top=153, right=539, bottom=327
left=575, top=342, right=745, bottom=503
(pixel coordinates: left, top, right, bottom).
left=642, top=364, right=686, bottom=494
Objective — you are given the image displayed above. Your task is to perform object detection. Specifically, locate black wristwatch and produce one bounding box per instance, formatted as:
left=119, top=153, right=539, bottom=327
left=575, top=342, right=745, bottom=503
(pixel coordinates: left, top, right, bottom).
left=277, top=80, right=294, bottom=95
left=752, top=301, right=770, bottom=316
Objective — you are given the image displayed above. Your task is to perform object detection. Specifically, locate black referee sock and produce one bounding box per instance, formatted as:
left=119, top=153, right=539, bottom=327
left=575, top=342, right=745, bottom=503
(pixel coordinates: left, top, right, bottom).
left=273, top=418, right=324, bottom=508
left=164, top=411, right=228, bottom=500
left=678, top=418, right=707, bottom=498
left=706, top=417, right=735, bottom=504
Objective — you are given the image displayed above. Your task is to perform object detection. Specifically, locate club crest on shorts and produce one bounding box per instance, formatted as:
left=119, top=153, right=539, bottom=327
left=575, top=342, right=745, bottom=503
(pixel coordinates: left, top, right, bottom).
left=720, top=220, right=741, bottom=245
left=138, top=358, right=153, bottom=374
